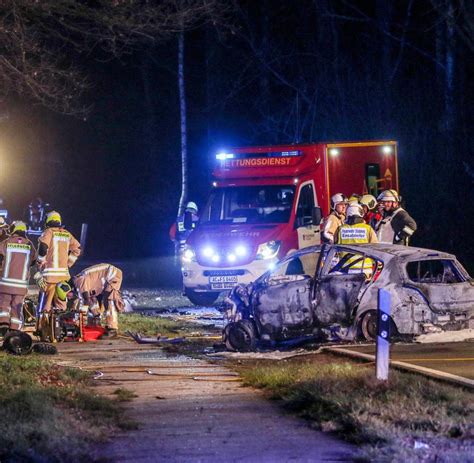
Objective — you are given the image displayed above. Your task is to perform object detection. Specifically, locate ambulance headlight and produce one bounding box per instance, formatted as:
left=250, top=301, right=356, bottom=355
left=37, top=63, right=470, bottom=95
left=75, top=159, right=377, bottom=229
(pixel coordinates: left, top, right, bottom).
left=235, top=245, right=248, bottom=257
left=181, top=246, right=196, bottom=263
left=256, top=240, right=281, bottom=260
left=202, top=246, right=215, bottom=258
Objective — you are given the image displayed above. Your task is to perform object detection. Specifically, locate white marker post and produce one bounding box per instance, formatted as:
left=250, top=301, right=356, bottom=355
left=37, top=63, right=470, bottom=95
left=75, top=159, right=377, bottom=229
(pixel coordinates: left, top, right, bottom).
left=376, top=288, right=391, bottom=381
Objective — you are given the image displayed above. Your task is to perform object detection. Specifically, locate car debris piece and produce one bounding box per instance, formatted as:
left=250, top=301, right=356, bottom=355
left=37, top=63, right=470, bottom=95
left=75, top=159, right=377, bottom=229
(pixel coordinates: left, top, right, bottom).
left=126, top=331, right=185, bottom=344
left=93, top=371, right=104, bottom=380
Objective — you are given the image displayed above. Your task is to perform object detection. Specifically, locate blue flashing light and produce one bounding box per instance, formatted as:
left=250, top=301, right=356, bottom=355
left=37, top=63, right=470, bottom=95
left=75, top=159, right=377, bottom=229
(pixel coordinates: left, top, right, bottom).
left=216, top=152, right=234, bottom=160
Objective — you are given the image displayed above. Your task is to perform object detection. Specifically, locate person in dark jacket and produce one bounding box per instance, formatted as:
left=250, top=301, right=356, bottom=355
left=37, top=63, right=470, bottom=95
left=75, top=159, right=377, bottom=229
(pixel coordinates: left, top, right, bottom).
left=376, top=190, right=417, bottom=245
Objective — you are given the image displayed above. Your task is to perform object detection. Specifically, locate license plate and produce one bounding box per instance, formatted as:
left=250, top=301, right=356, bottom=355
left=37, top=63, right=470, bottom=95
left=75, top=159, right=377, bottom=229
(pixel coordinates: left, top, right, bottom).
left=209, top=275, right=238, bottom=289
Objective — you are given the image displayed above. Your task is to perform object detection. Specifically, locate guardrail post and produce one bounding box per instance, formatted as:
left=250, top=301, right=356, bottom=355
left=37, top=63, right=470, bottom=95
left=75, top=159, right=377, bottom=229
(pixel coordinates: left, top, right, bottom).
left=376, top=288, right=391, bottom=381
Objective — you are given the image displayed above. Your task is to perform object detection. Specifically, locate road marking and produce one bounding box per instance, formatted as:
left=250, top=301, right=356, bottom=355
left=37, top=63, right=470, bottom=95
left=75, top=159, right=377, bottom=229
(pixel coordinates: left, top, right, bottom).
left=395, top=358, right=474, bottom=362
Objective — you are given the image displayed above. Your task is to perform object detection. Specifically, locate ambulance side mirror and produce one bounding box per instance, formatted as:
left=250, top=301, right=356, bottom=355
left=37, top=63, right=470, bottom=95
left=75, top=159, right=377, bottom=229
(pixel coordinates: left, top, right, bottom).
left=311, top=207, right=322, bottom=226
left=183, top=211, right=194, bottom=230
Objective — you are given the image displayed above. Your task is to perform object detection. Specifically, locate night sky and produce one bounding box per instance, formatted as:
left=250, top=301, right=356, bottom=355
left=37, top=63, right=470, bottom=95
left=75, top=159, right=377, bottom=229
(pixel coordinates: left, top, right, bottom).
left=0, top=1, right=472, bottom=269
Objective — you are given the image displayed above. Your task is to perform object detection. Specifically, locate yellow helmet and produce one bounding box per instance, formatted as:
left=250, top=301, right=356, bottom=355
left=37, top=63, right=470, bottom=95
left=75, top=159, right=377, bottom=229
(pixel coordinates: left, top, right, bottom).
left=56, top=281, right=72, bottom=301
left=46, top=211, right=62, bottom=226
left=12, top=221, right=27, bottom=234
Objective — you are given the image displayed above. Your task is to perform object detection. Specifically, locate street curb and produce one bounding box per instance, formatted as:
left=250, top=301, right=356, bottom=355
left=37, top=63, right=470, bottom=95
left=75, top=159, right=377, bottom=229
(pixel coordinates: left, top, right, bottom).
left=322, top=346, right=474, bottom=390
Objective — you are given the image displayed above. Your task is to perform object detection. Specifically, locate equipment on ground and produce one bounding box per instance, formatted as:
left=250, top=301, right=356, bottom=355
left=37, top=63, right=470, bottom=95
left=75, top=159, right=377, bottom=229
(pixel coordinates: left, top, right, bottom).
left=2, top=330, right=33, bottom=355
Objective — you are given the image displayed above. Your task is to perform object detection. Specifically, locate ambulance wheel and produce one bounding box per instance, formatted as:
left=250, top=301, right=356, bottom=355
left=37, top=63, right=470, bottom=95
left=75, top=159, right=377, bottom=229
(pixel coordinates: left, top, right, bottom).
left=225, top=319, right=257, bottom=352
left=185, top=289, right=219, bottom=306
left=359, top=310, right=378, bottom=342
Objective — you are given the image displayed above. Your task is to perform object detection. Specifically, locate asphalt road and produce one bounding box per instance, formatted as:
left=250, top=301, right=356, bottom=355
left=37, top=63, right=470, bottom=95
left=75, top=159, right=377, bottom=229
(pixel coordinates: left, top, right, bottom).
left=344, top=342, right=474, bottom=379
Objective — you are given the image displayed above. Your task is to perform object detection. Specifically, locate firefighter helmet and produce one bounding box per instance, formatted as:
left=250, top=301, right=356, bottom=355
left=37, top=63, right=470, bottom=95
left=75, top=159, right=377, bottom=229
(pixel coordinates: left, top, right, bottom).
left=185, top=201, right=198, bottom=213
left=46, top=211, right=62, bottom=227
left=360, top=194, right=377, bottom=210
left=56, top=281, right=72, bottom=301
left=346, top=204, right=364, bottom=218
left=377, top=190, right=400, bottom=202
left=11, top=221, right=27, bottom=234
left=330, top=193, right=348, bottom=210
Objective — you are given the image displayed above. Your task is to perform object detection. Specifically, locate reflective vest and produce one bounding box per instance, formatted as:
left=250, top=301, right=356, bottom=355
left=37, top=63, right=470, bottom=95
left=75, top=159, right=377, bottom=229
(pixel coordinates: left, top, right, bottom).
left=0, top=236, right=35, bottom=295
left=335, top=223, right=375, bottom=277
left=376, top=208, right=403, bottom=244
left=336, top=223, right=373, bottom=245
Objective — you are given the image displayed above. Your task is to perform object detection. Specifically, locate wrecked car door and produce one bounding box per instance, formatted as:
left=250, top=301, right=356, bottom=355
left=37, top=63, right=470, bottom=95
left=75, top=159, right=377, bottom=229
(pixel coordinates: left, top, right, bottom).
left=313, top=247, right=372, bottom=326
left=403, top=259, right=474, bottom=326
left=254, top=253, right=317, bottom=340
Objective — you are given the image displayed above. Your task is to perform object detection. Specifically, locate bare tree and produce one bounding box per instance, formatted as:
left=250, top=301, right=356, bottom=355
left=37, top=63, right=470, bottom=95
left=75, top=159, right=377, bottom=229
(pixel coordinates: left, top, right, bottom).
left=0, top=0, right=222, bottom=116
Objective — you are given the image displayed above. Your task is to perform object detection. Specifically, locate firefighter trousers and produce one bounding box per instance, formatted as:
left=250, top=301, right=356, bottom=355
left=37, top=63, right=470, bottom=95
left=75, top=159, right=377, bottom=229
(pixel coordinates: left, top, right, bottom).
left=100, top=293, right=119, bottom=330
left=0, top=292, right=25, bottom=330
left=39, top=283, right=67, bottom=313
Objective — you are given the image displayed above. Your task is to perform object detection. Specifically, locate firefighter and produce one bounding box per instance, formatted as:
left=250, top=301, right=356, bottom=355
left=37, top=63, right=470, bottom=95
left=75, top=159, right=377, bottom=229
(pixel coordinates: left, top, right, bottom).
left=360, top=194, right=380, bottom=229
left=0, top=221, right=36, bottom=332
left=169, top=201, right=200, bottom=254
left=73, top=263, right=124, bottom=338
left=376, top=190, right=417, bottom=245
left=321, top=193, right=347, bottom=244
left=335, top=204, right=378, bottom=244
left=35, top=211, right=81, bottom=314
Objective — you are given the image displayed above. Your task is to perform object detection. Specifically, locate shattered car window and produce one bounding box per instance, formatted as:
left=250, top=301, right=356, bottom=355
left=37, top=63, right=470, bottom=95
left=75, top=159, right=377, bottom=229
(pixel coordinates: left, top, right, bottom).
left=406, top=260, right=464, bottom=284
left=325, top=249, right=377, bottom=279
left=269, top=252, right=319, bottom=280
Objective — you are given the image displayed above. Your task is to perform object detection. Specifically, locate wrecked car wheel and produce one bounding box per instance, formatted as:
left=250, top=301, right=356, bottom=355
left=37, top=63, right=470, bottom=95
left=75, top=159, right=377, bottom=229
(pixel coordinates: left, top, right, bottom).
left=185, top=289, right=219, bottom=306
left=225, top=320, right=257, bottom=352
left=360, top=310, right=378, bottom=342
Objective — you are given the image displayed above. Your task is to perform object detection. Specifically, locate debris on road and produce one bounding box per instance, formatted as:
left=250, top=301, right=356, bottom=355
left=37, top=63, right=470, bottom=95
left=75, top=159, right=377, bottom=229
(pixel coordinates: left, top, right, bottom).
left=126, top=330, right=185, bottom=345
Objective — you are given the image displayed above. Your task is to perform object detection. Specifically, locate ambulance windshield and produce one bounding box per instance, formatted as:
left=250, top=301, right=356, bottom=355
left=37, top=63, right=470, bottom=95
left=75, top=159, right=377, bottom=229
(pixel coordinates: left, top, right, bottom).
left=201, top=185, right=295, bottom=225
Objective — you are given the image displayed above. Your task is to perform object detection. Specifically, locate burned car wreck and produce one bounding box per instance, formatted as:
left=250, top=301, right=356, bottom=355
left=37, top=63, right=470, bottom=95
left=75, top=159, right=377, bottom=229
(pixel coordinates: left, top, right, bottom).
left=223, top=244, right=474, bottom=351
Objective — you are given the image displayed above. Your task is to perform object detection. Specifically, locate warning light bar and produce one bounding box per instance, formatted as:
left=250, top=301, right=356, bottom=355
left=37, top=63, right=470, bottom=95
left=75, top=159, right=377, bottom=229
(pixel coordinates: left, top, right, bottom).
left=216, top=152, right=235, bottom=160
left=216, top=150, right=302, bottom=161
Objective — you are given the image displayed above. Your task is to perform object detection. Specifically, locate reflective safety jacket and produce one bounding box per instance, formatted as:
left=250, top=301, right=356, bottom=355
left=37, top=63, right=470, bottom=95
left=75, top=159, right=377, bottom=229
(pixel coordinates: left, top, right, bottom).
left=376, top=208, right=417, bottom=245
left=321, top=212, right=345, bottom=244
left=335, top=223, right=378, bottom=245
left=0, top=234, right=36, bottom=295
left=74, top=263, right=122, bottom=297
left=73, top=263, right=124, bottom=311
left=38, top=227, right=81, bottom=283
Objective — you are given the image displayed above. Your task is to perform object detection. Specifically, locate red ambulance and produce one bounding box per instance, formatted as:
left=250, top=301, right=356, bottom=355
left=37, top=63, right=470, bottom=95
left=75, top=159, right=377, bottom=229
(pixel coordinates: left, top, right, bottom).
left=181, top=141, right=399, bottom=305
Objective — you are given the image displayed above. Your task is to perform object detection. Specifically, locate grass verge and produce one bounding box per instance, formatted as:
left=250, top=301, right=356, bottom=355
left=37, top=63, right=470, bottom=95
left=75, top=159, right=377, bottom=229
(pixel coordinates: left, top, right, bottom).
left=0, top=352, right=135, bottom=462
left=118, top=313, right=221, bottom=358
left=235, top=355, right=474, bottom=462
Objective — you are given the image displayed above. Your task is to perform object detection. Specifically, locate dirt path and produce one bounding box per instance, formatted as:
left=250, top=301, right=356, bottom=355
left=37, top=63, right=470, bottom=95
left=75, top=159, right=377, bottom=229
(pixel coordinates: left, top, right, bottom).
left=57, top=340, right=354, bottom=463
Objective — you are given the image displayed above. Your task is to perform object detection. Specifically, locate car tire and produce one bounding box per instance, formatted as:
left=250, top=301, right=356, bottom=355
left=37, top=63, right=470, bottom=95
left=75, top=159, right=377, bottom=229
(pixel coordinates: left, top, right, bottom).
left=360, top=310, right=378, bottom=342
left=185, top=288, right=219, bottom=306
left=225, top=319, right=257, bottom=352
left=359, top=310, right=398, bottom=342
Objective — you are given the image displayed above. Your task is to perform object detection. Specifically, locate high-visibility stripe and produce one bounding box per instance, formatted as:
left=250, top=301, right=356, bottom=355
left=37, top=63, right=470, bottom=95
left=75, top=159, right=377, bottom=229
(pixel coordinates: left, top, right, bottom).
left=83, top=264, right=109, bottom=275
left=0, top=280, right=28, bottom=288
left=0, top=311, right=10, bottom=317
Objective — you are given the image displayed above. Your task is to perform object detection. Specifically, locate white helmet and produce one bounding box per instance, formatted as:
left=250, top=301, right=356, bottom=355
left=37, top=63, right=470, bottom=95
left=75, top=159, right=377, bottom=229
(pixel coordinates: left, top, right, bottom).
left=360, top=194, right=377, bottom=210
left=346, top=204, right=364, bottom=218
left=377, top=189, right=400, bottom=202
left=330, top=193, right=347, bottom=210
left=185, top=201, right=198, bottom=213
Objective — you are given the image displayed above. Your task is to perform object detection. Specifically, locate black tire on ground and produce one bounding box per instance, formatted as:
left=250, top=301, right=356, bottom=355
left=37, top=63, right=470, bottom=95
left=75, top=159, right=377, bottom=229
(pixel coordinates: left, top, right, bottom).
left=359, top=310, right=378, bottom=342
left=225, top=319, right=258, bottom=352
left=185, top=288, right=219, bottom=306
left=33, top=342, right=58, bottom=355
